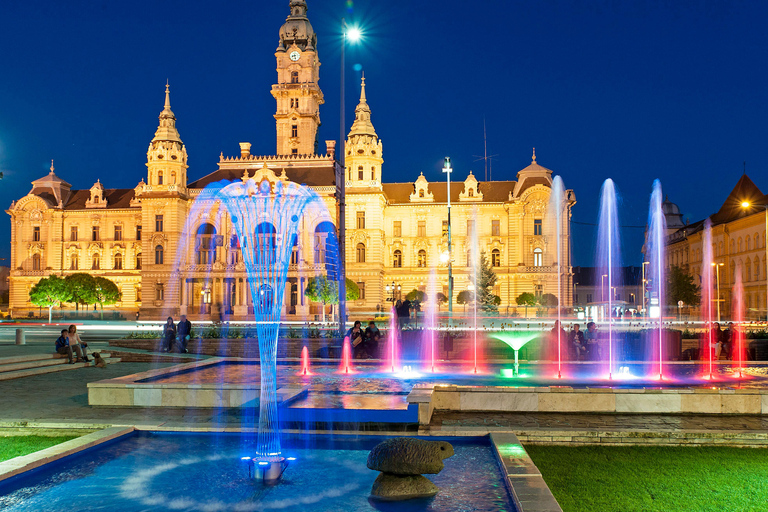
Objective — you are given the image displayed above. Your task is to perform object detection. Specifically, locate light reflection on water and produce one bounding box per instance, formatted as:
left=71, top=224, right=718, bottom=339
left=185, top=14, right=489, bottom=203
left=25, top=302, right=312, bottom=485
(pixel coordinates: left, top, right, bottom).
left=0, top=433, right=515, bottom=512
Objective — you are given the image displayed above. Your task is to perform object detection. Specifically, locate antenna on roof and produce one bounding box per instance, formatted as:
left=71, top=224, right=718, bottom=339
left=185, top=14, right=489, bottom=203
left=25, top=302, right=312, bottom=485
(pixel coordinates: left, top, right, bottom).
left=744, top=161, right=746, bottom=175
left=473, top=117, right=499, bottom=181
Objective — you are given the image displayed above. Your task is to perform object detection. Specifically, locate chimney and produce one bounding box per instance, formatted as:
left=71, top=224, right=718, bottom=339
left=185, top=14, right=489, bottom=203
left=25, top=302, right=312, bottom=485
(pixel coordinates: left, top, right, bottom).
left=325, top=140, right=336, bottom=159
left=239, top=142, right=251, bottom=159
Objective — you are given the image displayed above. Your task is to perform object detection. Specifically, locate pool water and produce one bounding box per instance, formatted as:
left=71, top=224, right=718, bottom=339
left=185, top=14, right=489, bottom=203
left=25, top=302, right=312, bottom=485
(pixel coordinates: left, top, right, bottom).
left=0, top=433, right=515, bottom=512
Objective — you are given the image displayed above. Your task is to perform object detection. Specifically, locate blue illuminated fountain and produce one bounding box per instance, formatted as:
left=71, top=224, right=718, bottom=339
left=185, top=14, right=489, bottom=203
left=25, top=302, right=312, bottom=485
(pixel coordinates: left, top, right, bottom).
left=175, top=171, right=332, bottom=479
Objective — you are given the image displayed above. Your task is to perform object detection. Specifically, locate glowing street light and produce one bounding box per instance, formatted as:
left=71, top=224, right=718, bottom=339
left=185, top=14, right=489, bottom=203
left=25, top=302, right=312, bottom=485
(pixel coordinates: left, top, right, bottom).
left=443, top=157, right=453, bottom=319
left=742, top=201, right=768, bottom=321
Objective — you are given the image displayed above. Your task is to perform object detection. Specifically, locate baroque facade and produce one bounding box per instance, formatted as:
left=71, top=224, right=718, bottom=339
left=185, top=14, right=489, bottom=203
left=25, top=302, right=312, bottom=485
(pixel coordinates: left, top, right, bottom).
left=665, top=174, right=767, bottom=320
left=6, top=0, right=575, bottom=320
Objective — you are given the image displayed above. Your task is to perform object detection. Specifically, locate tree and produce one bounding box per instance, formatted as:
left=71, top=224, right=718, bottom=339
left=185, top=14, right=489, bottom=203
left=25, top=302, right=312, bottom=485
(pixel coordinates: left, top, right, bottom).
left=456, top=290, right=474, bottom=312
left=305, top=276, right=359, bottom=322
left=29, top=275, right=71, bottom=322
left=472, top=251, right=499, bottom=312
left=405, top=289, right=426, bottom=304
left=539, top=293, right=558, bottom=307
left=666, top=265, right=700, bottom=307
left=65, top=273, right=98, bottom=311
left=93, top=277, right=121, bottom=319
left=435, top=292, right=448, bottom=310
left=516, top=292, right=537, bottom=316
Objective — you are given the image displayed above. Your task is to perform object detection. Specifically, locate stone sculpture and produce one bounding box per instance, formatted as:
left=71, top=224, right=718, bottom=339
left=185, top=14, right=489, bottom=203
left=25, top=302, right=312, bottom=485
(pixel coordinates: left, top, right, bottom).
left=367, top=438, right=454, bottom=500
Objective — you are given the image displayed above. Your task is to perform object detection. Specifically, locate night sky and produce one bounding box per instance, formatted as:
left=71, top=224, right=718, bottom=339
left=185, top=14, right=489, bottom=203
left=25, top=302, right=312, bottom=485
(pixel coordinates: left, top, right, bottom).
left=1, top=0, right=766, bottom=267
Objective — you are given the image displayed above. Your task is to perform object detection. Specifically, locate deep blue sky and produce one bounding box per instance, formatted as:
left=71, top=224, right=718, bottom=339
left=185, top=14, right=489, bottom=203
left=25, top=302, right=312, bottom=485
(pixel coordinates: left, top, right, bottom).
left=1, top=0, right=767, bottom=267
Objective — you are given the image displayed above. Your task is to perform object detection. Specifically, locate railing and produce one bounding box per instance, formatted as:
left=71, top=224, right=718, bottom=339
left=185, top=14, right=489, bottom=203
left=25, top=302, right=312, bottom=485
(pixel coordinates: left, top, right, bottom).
left=518, top=265, right=557, bottom=273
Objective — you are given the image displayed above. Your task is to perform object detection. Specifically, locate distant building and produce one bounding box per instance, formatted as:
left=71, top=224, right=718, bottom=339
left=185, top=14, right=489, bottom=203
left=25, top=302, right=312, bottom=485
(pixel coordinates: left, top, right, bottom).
left=665, top=174, right=767, bottom=320
left=5, top=1, right=576, bottom=319
left=572, top=266, right=642, bottom=318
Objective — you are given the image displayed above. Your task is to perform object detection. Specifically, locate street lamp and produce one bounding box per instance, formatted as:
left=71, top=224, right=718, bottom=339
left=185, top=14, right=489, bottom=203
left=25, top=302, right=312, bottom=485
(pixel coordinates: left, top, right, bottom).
left=443, top=157, right=453, bottom=319
left=339, top=19, right=362, bottom=335
left=641, top=261, right=650, bottom=316
left=711, top=262, right=724, bottom=322
left=385, top=282, right=400, bottom=303
left=741, top=201, right=768, bottom=321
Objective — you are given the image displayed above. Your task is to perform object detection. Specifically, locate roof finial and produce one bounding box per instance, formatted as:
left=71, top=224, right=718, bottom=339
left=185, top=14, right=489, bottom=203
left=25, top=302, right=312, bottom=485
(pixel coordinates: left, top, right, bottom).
left=50, top=160, right=55, bottom=173
left=360, top=72, right=367, bottom=103
left=531, top=147, right=536, bottom=164
left=164, top=81, right=171, bottom=110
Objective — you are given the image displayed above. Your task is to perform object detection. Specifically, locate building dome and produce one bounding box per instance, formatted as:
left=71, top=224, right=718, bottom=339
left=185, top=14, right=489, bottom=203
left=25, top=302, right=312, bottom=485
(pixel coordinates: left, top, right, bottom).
left=662, top=196, right=681, bottom=216
left=277, top=0, right=316, bottom=51
left=662, top=195, right=685, bottom=229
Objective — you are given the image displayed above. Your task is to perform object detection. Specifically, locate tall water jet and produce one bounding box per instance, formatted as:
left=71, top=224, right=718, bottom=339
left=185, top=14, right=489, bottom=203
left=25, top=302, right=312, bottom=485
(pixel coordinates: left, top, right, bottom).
left=469, top=206, right=480, bottom=373
left=547, top=176, right=566, bottom=378
left=646, top=180, right=667, bottom=380
left=701, top=220, right=715, bottom=379
left=387, top=306, right=400, bottom=373
left=733, top=265, right=745, bottom=378
left=596, top=179, right=622, bottom=379
left=300, top=346, right=311, bottom=376
left=426, top=267, right=439, bottom=372
left=177, top=176, right=331, bottom=473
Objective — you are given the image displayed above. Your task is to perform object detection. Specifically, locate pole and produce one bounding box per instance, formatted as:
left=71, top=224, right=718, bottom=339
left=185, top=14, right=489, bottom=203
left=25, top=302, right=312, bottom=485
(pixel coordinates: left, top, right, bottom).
left=765, top=206, right=767, bottom=322
left=715, top=264, right=721, bottom=323
left=338, top=18, right=347, bottom=336
left=443, top=157, right=453, bottom=321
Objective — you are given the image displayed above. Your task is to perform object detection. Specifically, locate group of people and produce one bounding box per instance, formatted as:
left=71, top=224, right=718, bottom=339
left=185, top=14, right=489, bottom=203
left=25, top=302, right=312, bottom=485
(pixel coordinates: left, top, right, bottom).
left=54, top=324, right=90, bottom=364
left=345, top=320, right=382, bottom=359
left=162, top=315, right=193, bottom=353
left=551, top=320, right=602, bottom=361
left=706, top=322, right=744, bottom=360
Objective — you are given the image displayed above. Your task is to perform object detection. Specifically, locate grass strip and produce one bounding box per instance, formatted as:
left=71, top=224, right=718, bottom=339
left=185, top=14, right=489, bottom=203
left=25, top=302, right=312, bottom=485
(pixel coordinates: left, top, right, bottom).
left=0, top=435, right=79, bottom=463
left=526, top=445, right=768, bottom=512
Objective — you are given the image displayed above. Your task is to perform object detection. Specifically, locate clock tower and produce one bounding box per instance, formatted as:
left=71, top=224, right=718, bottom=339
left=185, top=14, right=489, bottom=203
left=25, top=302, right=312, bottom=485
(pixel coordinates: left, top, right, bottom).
left=272, top=0, right=325, bottom=156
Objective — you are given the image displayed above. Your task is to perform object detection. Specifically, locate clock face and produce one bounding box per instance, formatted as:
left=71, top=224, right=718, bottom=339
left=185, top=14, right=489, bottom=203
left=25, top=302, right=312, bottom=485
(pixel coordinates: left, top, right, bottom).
left=289, top=51, right=300, bottom=61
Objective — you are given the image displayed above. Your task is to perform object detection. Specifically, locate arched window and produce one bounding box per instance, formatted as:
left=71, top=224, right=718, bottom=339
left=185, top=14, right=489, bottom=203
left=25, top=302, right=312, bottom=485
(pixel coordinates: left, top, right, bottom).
left=746, top=259, right=752, bottom=281
left=419, top=189, right=425, bottom=198
left=533, top=248, right=543, bottom=267
left=136, top=253, right=142, bottom=270
left=70, top=255, right=78, bottom=270
left=32, top=253, right=41, bottom=271
left=291, top=71, right=299, bottom=84
left=468, top=188, right=474, bottom=197
left=491, top=249, right=501, bottom=267
left=747, top=237, right=752, bottom=251
left=738, top=238, right=743, bottom=252
left=158, top=171, right=163, bottom=185
left=196, top=223, right=217, bottom=265
left=114, top=253, right=123, bottom=270
left=393, top=249, right=402, bottom=268
left=170, top=171, right=176, bottom=184
left=417, top=249, right=427, bottom=268
left=358, top=165, right=364, bottom=180
left=356, top=243, right=366, bottom=263
left=730, top=261, right=735, bottom=283
left=92, top=254, right=100, bottom=270
left=290, top=239, right=299, bottom=266
left=255, top=222, right=277, bottom=265
left=155, top=245, right=164, bottom=265
left=730, top=240, right=735, bottom=253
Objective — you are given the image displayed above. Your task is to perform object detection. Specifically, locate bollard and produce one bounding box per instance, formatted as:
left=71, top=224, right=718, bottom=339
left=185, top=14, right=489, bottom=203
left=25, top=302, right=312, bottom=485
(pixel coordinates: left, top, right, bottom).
left=15, top=328, right=25, bottom=345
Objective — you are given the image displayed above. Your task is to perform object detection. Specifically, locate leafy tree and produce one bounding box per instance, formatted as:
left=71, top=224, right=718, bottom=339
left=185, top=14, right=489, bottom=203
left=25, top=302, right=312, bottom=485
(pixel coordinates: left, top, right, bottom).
left=456, top=290, right=474, bottom=312
left=29, top=275, right=71, bottom=322
left=435, top=292, right=448, bottom=310
left=65, top=273, right=97, bottom=311
left=305, top=276, right=359, bottom=322
left=405, top=289, right=426, bottom=304
left=539, top=293, right=559, bottom=307
left=471, top=251, right=499, bottom=312
left=516, top=292, right=537, bottom=316
left=666, top=265, right=700, bottom=307
left=93, top=277, right=121, bottom=319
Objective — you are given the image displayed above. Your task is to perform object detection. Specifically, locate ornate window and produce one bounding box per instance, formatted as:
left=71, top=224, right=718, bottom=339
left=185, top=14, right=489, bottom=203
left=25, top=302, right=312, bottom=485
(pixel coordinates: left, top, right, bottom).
left=92, top=226, right=100, bottom=241
left=92, top=254, right=100, bottom=270
left=136, top=253, right=142, bottom=270
left=534, top=219, right=542, bottom=236
left=33, top=226, right=40, bottom=242
left=492, top=220, right=500, bottom=236
left=393, top=249, right=402, bottom=268
left=158, top=171, right=163, bottom=185
left=417, top=249, right=427, bottom=268
left=356, top=243, right=366, bottom=263
left=393, top=221, right=402, bottom=238
left=136, top=225, right=142, bottom=241
left=70, top=254, right=78, bottom=270
left=155, top=245, right=164, bottom=265
left=357, top=281, right=366, bottom=300
left=114, top=225, right=122, bottom=241
left=114, top=253, right=123, bottom=270
left=155, top=215, right=163, bottom=232
left=291, top=125, right=298, bottom=137
left=70, top=226, right=78, bottom=242
left=533, top=248, right=543, bottom=267
left=419, top=189, right=425, bottom=198
left=254, top=222, right=277, bottom=265
left=492, top=249, right=501, bottom=267
left=195, top=224, right=216, bottom=265
left=32, top=253, right=41, bottom=271
left=290, top=71, right=299, bottom=84
left=358, top=166, right=364, bottom=180
left=356, top=211, right=365, bottom=229
left=417, top=221, right=426, bottom=238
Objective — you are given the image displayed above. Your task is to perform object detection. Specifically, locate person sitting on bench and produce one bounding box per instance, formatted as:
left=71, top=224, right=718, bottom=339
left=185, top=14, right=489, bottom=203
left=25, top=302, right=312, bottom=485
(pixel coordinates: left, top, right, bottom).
left=55, top=329, right=83, bottom=364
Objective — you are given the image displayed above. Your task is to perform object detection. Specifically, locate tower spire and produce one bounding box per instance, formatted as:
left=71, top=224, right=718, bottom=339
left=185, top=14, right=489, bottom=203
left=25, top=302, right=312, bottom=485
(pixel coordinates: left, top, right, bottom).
left=164, top=80, right=171, bottom=110
left=153, top=82, right=181, bottom=143
left=348, top=76, right=376, bottom=138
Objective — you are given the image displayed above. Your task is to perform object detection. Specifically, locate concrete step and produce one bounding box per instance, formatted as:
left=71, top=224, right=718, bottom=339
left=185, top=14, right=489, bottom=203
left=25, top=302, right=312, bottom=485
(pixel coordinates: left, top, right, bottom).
left=0, top=353, right=113, bottom=373
left=0, top=346, right=111, bottom=366
left=0, top=357, right=120, bottom=381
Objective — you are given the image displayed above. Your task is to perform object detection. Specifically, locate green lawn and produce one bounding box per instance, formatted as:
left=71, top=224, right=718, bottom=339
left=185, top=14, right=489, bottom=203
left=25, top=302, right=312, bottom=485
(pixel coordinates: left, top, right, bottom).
left=526, top=445, right=768, bottom=512
left=0, top=435, right=79, bottom=463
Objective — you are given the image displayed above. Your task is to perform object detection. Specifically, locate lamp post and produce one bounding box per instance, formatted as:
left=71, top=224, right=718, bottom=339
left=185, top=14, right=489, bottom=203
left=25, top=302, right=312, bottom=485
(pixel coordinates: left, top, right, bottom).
left=443, top=157, right=453, bottom=320
left=385, top=282, right=400, bottom=303
left=601, top=274, right=608, bottom=301
left=338, top=19, right=362, bottom=335
left=741, top=201, right=768, bottom=322
left=712, top=262, right=724, bottom=322
left=641, top=261, right=650, bottom=316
